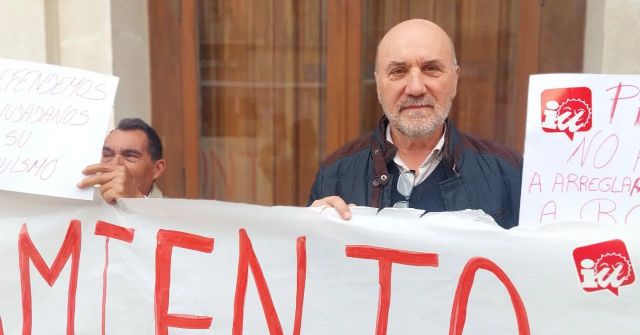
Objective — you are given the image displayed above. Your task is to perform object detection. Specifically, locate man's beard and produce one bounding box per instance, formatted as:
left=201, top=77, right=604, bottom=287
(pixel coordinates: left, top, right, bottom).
left=383, top=97, right=451, bottom=138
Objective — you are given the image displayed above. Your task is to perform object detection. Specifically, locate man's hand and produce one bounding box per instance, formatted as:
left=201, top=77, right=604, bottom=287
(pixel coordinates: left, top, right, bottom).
left=77, top=163, right=144, bottom=204
left=310, top=196, right=355, bottom=220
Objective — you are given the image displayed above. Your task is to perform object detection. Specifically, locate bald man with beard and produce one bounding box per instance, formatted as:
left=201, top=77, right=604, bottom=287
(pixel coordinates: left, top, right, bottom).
left=308, top=19, right=523, bottom=229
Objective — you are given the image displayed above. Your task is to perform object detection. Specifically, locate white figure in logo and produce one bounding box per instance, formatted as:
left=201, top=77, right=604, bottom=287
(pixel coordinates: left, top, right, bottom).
left=542, top=98, right=591, bottom=132
left=580, top=253, right=630, bottom=289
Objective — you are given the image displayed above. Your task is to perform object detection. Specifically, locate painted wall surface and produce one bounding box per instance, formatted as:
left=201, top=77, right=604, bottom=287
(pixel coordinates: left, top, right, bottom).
left=584, top=0, right=640, bottom=74
left=0, top=0, right=151, bottom=123
left=57, top=0, right=114, bottom=74
left=111, top=0, right=152, bottom=123
left=583, top=0, right=605, bottom=73
left=0, top=0, right=47, bottom=62
left=601, top=0, right=640, bottom=74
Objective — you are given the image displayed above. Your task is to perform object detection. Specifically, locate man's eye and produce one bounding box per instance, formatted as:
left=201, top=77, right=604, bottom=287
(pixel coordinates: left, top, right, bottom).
left=124, top=154, right=140, bottom=161
left=389, top=68, right=405, bottom=76
left=424, top=65, right=440, bottom=72
left=101, top=153, right=113, bottom=163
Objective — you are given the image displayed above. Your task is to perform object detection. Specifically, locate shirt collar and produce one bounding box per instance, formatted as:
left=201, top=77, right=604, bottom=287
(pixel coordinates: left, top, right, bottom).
left=385, top=124, right=446, bottom=171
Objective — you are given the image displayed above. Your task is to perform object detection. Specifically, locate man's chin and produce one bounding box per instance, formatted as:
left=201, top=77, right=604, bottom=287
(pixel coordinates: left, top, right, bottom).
left=393, top=118, right=445, bottom=139
left=395, top=125, right=437, bottom=139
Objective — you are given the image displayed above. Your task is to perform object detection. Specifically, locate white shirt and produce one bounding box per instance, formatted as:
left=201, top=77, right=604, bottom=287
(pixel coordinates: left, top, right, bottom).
left=146, top=184, right=164, bottom=198
left=386, top=125, right=445, bottom=186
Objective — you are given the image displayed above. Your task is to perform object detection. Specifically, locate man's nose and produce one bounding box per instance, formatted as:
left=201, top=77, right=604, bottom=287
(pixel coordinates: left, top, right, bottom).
left=405, top=69, right=427, bottom=96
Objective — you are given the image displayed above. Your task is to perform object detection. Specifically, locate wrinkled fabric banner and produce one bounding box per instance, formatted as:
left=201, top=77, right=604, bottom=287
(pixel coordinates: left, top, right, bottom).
left=0, top=192, right=638, bottom=334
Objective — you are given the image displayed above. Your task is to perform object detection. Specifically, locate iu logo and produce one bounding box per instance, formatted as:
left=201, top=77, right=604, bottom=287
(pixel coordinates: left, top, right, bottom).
left=541, top=87, right=593, bottom=140
left=573, top=239, right=635, bottom=296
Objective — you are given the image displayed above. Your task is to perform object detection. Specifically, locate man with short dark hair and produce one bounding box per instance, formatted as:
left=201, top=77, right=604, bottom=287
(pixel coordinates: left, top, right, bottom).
left=78, top=118, right=166, bottom=204
left=308, top=19, right=522, bottom=229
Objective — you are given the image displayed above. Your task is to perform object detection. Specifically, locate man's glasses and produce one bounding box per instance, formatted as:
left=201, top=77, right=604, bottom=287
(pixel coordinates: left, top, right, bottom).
left=393, top=169, right=415, bottom=208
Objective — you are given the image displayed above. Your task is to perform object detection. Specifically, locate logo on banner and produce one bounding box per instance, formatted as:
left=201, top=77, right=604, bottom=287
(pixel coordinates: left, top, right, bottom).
left=573, top=239, right=635, bottom=295
left=541, top=87, right=592, bottom=140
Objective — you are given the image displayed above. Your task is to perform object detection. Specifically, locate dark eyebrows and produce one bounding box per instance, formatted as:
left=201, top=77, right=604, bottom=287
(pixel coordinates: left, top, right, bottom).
left=121, top=148, right=143, bottom=157
left=422, top=59, right=446, bottom=68
left=385, top=61, right=407, bottom=72
left=102, top=146, right=144, bottom=158
left=102, top=146, right=114, bottom=155
left=384, top=59, right=448, bottom=72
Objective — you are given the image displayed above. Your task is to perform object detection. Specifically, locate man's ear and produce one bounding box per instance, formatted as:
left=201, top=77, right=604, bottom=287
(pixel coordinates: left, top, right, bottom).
left=152, top=159, right=166, bottom=180
left=452, top=65, right=460, bottom=98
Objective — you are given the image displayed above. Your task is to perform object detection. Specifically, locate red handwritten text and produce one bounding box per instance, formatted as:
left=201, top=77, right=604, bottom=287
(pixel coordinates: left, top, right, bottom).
left=18, top=220, right=81, bottom=335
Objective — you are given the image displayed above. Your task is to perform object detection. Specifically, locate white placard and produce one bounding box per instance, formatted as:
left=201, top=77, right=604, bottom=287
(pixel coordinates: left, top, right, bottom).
left=0, top=193, right=638, bottom=334
left=0, top=58, right=118, bottom=200
left=520, top=74, right=640, bottom=226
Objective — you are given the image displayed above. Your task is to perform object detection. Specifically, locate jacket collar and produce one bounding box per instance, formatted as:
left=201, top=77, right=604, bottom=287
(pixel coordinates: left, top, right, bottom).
left=442, top=118, right=463, bottom=177
left=369, top=117, right=395, bottom=190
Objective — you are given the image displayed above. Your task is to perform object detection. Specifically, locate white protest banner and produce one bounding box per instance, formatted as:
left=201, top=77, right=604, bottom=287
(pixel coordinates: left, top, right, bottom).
left=520, top=74, right=640, bottom=226
left=0, top=59, right=118, bottom=200
left=0, top=192, right=637, bottom=334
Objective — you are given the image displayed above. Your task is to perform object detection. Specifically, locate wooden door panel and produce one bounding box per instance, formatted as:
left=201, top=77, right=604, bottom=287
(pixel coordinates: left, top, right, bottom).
left=148, top=0, right=586, bottom=203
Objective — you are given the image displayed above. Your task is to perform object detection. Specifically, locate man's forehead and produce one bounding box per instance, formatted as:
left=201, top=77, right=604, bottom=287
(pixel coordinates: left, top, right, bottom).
left=103, top=129, right=149, bottom=152
left=376, top=20, right=454, bottom=68
left=378, top=45, right=450, bottom=70
left=382, top=55, right=442, bottom=68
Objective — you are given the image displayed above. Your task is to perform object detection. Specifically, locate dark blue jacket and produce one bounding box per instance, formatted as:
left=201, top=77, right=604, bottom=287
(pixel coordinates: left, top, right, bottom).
left=308, top=117, right=523, bottom=229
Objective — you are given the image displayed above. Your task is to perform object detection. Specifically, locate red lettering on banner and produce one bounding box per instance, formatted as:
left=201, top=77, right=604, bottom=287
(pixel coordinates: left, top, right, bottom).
left=552, top=174, right=564, bottom=193
left=622, top=177, right=633, bottom=193
left=449, top=257, right=529, bottom=335
left=566, top=131, right=618, bottom=170
left=580, top=198, right=617, bottom=224
left=155, top=230, right=214, bottom=335
left=566, top=173, right=578, bottom=192
left=608, top=83, right=623, bottom=124
left=631, top=178, right=640, bottom=196
left=527, top=172, right=542, bottom=193
left=599, top=177, right=612, bottom=192
left=540, top=201, right=557, bottom=222
left=613, top=177, right=629, bottom=193
left=634, top=150, right=640, bottom=172
left=293, top=237, right=307, bottom=335
left=593, top=134, right=618, bottom=169
left=588, top=178, right=598, bottom=192
left=232, top=229, right=307, bottom=335
left=94, top=220, right=134, bottom=242
left=579, top=175, right=588, bottom=191
left=607, top=82, right=640, bottom=124
left=18, top=220, right=81, bottom=335
left=345, top=245, right=439, bottom=335
left=567, top=132, right=596, bottom=167
left=625, top=204, right=640, bottom=225
left=94, top=221, right=135, bottom=335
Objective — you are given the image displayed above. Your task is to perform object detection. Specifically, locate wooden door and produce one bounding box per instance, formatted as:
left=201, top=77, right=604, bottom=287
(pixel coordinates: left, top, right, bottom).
left=148, top=0, right=586, bottom=202
left=198, top=0, right=325, bottom=205
left=148, top=0, right=199, bottom=198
